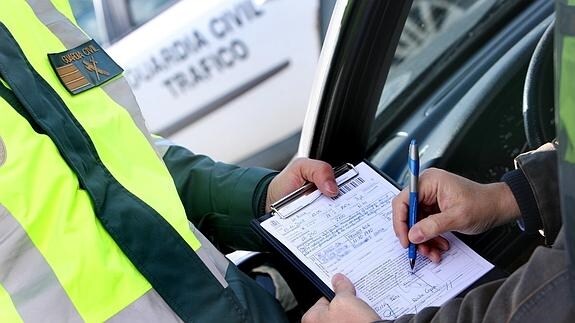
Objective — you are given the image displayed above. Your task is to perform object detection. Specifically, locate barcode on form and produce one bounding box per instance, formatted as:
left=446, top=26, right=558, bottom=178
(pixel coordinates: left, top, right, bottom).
left=331, top=176, right=365, bottom=200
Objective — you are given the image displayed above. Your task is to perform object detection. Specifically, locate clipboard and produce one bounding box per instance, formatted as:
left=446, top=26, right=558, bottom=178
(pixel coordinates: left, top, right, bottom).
left=250, top=161, right=400, bottom=300
left=251, top=162, right=494, bottom=319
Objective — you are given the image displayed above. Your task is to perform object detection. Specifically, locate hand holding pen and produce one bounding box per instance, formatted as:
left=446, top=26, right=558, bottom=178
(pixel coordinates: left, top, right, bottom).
left=391, top=153, right=518, bottom=264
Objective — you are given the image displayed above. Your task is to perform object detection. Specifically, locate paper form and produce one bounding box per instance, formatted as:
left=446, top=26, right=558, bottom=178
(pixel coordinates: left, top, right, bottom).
left=261, top=162, right=493, bottom=319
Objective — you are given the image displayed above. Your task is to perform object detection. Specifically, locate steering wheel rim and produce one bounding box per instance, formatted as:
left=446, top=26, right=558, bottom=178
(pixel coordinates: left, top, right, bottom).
left=523, top=20, right=556, bottom=149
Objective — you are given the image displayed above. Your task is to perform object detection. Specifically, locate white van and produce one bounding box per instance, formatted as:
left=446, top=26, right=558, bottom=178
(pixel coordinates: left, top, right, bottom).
left=71, top=0, right=327, bottom=168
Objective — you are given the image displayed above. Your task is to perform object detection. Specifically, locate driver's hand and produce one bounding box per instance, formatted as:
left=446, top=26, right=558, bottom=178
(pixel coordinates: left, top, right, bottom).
left=391, top=168, right=520, bottom=262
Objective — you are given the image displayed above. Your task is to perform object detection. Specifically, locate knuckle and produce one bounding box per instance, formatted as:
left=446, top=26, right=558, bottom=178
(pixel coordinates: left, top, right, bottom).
left=423, top=167, right=444, bottom=179
left=422, top=167, right=438, bottom=176
left=318, top=162, right=333, bottom=175
left=291, top=157, right=306, bottom=167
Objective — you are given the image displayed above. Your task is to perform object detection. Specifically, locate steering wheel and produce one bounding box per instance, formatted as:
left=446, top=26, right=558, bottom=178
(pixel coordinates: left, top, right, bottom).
left=523, top=20, right=556, bottom=149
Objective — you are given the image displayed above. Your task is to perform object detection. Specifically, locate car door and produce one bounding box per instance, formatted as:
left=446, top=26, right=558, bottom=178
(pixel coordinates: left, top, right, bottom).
left=299, top=0, right=554, bottom=272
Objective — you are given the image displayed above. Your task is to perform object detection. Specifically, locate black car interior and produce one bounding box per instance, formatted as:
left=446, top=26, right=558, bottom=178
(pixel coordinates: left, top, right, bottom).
left=437, top=18, right=556, bottom=274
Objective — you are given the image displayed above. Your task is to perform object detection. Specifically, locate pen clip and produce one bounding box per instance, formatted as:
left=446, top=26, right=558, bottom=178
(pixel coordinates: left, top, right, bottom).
left=270, top=163, right=359, bottom=219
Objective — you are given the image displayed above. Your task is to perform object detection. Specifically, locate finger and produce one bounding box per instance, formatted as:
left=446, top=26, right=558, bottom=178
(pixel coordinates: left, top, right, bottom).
left=430, top=236, right=450, bottom=251
left=417, top=243, right=431, bottom=258
left=408, top=211, right=454, bottom=244
left=293, top=158, right=338, bottom=197
left=417, top=240, right=443, bottom=258
left=392, top=189, right=410, bottom=248
left=428, top=237, right=449, bottom=262
left=302, top=297, right=330, bottom=323
left=419, top=242, right=442, bottom=263
left=427, top=249, right=442, bottom=263
left=332, top=273, right=356, bottom=296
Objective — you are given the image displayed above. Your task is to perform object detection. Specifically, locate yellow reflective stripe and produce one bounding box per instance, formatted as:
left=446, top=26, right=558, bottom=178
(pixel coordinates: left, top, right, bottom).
left=0, top=205, right=83, bottom=322
left=559, top=33, right=575, bottom=162
left=559, top=39, right=575, bottom=162
left=0, top=97, right=149, bottom=321
left=17, top=0, right=201, bottom=252
left=0, top=283, right=22, bottom=323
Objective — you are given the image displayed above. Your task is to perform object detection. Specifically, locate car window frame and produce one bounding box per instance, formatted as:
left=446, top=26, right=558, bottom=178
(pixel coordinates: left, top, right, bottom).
left=93, top=0, right=181, bottom=45
left=298, top=0, right=414, bottom=166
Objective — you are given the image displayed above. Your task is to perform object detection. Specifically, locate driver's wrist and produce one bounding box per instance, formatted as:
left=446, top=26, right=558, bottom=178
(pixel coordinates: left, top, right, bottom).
left=500, top=169, right=542, bottom=233
left=486, top=182, right=521, bottom=224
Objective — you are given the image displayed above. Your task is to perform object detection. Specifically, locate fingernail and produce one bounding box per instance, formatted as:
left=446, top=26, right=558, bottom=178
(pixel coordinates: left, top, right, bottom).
left=325, top=181, right=339, bottom=196
left=332, top=273, right=344, bottom=286
left=440, top=241, right=449, bottom=251
left=410, top=228, right=424, bottom=243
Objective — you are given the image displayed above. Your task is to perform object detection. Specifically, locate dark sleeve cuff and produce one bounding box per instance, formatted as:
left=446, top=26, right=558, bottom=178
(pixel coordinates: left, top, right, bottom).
left=254, top=172, right=277, bottom=217
left=500, top=169, right=542, bottom=234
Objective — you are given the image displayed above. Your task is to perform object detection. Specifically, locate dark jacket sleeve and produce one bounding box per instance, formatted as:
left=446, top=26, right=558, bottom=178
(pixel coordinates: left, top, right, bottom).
left=512, top=142, right=562, bottom=244
left=382, top=143, right=569, bottom=322
left=161, top=145, right=277, bottom=252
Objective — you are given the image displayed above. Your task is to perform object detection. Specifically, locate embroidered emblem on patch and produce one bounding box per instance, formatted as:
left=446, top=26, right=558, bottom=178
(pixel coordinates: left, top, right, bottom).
left=48, top=40, right=123, bottom=95
left=0, top=137, right=6, bottom=167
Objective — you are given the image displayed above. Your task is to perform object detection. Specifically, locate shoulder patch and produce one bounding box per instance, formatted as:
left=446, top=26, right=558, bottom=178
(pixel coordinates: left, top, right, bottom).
left=0, top=137, right=6, bottom=167
left=48, top=40, right=123, bottom=95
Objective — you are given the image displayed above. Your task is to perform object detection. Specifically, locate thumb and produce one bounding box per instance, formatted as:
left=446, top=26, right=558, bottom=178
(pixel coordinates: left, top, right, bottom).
left=408, top=211, right=453, bottom=244
left=331, top=273, right=356, bottom=296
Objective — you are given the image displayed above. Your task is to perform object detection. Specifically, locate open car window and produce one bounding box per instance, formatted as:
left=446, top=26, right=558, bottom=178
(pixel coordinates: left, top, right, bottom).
left=127, top=0, right=180, bottom=27
left=70, top=0, right=102, bottom=43
left=70, top=0, right=180, bottom=46
left=376, top=0, right=500, bottom=116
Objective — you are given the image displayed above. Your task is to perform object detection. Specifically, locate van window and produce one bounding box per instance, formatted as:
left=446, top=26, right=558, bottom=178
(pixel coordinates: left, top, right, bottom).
left=127, top=0, right=179, bottom=27
left=70, top=0, right=180, bottom=46
left=70, top=0, right=102, bottom=44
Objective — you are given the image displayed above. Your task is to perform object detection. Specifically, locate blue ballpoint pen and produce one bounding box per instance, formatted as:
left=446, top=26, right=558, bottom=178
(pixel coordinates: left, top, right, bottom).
left=408, top=139, right=419, bottom=271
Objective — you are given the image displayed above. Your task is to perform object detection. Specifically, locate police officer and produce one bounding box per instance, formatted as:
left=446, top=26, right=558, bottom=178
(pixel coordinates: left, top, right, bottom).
left=0, top=1, right=339, bottom=322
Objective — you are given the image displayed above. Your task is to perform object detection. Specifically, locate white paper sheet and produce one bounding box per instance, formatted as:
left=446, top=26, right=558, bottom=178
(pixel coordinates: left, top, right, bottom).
left=261, top=162, right=493, bottom=319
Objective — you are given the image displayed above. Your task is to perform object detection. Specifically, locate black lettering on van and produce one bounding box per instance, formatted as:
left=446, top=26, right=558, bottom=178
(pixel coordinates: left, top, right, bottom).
left=131, top=30, right=210, bottom=89
left=230, top=40, right=248, bottom=59
left=162, top=39, right=249, bottom=98
left=218, top=47, right=235, bottom=67
left=209, top=17, right=230, bottom=39
left=189, top=65, right=210, bottom=84
left=208, top=0, right=265, bottom=39
left=160, top=30, right=209, bottom=65
left=163, top=72, right=190, bottom=97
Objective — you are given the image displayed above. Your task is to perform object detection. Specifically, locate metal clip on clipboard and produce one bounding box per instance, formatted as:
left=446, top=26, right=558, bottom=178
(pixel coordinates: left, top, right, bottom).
left=270, top=163, right=359, bottom=219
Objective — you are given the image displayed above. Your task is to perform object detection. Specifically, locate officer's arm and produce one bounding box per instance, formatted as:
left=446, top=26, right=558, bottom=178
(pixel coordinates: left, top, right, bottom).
left=158, top=140, right=276, bottom=252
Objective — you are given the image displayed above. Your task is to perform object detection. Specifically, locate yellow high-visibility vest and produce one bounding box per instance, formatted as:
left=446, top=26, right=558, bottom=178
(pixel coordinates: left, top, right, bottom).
left=0, top=1, right=285, bottom=322
left=555, top=0, right=575, bottom=283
